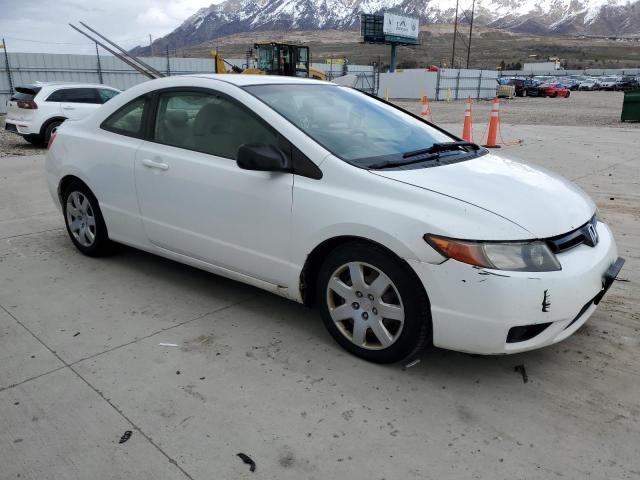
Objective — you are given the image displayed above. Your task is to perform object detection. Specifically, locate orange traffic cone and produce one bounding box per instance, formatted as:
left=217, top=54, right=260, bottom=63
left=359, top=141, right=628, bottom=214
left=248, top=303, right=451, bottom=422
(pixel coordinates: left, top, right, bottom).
left=483, top=97, right=501, bottom=148
left=419, top=95, right=432, bottom=121
left=462, top=96, right=473, bottom=142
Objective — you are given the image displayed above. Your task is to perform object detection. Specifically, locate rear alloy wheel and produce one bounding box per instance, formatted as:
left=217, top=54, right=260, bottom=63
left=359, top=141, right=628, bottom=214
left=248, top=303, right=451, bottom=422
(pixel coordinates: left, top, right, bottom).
left=317, top=242, right=431, bottom=363
left=63, top=181, right=112, bottom=256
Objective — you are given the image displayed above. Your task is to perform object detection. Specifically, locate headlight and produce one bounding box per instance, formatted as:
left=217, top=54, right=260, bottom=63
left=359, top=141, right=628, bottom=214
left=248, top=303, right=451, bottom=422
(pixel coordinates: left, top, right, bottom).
left=424, top=235, right=561, bottom=272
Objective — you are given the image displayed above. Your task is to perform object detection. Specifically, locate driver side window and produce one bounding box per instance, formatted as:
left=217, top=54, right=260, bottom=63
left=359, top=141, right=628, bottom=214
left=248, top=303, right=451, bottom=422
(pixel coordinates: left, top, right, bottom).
left=152, top=91, right=278, bottom=159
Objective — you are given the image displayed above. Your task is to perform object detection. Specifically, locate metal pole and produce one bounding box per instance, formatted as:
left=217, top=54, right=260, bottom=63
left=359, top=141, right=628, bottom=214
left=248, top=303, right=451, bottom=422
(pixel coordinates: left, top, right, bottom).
left=389, top=43, right=397, bottom=73
left=95, top=43, right=103, bottom=84
left=455, top=69, right=461, bottom=100
left=466, top=0, right=476, bottom=69
left=435, top=68, right=440, bottom=100
left=2, top=38, right=14, bottom=95
left=477, top=70, right=482, bottom=99
left=166, top=45, right=170, bottom=76
left=451, top=0, right=459, bottom=68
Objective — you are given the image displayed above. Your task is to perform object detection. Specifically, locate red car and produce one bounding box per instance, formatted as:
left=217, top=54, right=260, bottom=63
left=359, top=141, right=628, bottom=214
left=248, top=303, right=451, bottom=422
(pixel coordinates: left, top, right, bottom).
left=539, top=83, right=571, bottom=98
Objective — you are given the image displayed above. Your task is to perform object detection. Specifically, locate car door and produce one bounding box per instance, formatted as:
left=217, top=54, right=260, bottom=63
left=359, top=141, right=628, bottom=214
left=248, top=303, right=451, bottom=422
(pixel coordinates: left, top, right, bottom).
left=134, top=88, right=294, bottom=286
left=57, top=88, right=102, bottom=120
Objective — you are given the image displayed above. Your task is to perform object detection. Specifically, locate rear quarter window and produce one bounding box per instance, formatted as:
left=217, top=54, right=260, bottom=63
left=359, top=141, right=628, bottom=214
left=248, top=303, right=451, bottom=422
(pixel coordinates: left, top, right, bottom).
left=101, top=96, right=148, bottom=138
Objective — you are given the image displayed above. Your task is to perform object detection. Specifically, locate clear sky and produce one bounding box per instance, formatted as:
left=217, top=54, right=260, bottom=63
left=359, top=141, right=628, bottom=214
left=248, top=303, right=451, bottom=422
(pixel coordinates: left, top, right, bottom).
left=0, top=0, right=223, bottom=54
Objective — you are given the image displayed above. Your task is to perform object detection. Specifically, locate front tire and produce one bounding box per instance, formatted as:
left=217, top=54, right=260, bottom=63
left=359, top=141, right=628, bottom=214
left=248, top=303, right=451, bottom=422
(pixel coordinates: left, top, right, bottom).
left=316, top=242, right=431, bottom=363
left=62, top=181, right=112, bottom=256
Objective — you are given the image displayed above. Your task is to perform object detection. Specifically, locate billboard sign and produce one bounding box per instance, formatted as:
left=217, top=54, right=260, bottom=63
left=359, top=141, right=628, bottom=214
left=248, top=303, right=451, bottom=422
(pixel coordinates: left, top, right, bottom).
left=383, top=13, right=419, bottom=40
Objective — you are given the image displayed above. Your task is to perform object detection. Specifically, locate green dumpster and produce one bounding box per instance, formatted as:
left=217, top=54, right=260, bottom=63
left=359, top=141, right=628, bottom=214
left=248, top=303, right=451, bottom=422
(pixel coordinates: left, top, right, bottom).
left=621, top=88, right=640, bottom=122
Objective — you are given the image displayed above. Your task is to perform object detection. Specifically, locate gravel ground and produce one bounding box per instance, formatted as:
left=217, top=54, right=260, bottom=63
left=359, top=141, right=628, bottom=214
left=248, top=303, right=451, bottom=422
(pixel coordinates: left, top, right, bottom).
left=397, top=90, right=640, bottom=128
left=0, top=115, right=45, bottom=158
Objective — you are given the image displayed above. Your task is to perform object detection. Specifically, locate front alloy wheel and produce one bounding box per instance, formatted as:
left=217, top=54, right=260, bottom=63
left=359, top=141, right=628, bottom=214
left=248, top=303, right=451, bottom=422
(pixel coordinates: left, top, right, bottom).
left=317, top=242, right=431, bottom=363
left=327, top=262, right=404, bottom=350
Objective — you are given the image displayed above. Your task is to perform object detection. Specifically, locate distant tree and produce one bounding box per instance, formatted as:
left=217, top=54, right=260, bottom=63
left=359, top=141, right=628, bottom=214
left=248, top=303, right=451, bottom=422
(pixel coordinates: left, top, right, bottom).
left=500, top=60, right=506, bottom=70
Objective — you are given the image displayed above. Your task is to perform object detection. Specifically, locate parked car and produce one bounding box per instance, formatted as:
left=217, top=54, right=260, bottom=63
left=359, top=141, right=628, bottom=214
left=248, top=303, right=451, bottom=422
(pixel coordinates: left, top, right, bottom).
left=507, top=78, right=542, bottom=97
left=5, top=82, right=120, bottom=146
left=557, top=78, right=581, bottom=90
left=598, top=76, right=620, bottom=91
left=614, top=76, right=640, bottom=91
left=539, top=83, right=571, bottom=98
left=578, top=78, right=601, bottom=91
left=46, top=75, right=624, bottom=363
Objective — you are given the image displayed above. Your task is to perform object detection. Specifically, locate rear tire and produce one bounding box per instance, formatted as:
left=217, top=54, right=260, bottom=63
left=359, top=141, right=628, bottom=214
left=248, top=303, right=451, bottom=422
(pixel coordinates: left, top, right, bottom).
left=23, top=135, right=44, bottom=146
left=44, top=120, right=62, bottom=145
left=62, top=180, right=113, bottom=257
left=316, top=241, right=431, bottom=364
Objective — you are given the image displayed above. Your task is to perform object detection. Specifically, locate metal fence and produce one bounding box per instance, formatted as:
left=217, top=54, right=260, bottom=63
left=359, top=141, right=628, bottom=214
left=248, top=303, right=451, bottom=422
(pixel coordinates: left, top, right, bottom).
left=0, top=52, right=377, bottom=114
left=435, top=69, right=498, bottom=101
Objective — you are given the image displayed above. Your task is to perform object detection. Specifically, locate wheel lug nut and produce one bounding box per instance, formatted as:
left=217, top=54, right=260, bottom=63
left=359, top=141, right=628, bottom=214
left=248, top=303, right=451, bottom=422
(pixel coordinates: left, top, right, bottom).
left=352, top=302, right=359, bottom=309
left=356, top=291, right=363, bottom=298
left=372, top=308, right=378, bottom=315
left=368, top=294, right=374, bottom=301
left=362, top=312, right=369, bottom=320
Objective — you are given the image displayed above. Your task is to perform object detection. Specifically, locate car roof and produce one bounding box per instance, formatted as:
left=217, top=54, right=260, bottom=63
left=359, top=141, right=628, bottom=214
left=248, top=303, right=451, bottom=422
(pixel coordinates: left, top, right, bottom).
left=33, top=82, right=119, bottom=90
left=185, top=73, right=331, bottom=87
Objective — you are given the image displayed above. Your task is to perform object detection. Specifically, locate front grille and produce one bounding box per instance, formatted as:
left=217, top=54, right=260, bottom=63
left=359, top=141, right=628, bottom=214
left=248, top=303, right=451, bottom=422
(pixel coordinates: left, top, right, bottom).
left=4, top=123, right=18, bottom=133
left=546, top=215, right=598, bottom=254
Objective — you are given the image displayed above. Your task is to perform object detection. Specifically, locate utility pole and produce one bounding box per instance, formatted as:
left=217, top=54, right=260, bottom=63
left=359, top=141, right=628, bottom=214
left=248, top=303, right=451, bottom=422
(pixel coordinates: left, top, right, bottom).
left=451, top=0, right=459, bottom=68
left=466, top=0, right=476, bottom=69
left=95, top=42, right=104, bottom=84
left=149, top=34, right=152, bottom=56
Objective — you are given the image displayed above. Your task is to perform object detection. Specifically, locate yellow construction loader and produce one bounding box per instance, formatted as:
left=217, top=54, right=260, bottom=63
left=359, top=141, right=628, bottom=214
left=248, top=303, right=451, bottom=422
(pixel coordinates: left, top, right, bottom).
left=213, top=42, right=326, bottom=80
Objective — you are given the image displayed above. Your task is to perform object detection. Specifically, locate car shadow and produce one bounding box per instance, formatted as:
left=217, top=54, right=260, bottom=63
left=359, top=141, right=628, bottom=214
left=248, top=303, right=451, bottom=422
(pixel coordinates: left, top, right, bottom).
left=106, top=243, right=573, bottom=385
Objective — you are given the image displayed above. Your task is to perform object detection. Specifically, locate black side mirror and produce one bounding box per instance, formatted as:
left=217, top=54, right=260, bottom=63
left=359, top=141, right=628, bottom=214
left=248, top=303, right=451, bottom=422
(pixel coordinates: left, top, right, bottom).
left=236, top=144, right=291, bottom=172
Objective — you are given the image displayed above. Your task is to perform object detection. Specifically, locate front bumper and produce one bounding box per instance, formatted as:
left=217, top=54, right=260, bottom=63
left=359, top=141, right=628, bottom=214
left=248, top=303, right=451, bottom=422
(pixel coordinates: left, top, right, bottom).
left=408, top=222, right=621, bottom=354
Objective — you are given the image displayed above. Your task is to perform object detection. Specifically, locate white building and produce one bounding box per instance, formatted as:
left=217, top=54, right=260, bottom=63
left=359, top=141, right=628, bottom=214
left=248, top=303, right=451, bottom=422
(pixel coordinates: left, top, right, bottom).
left=522, top=61, right=562, bottom=72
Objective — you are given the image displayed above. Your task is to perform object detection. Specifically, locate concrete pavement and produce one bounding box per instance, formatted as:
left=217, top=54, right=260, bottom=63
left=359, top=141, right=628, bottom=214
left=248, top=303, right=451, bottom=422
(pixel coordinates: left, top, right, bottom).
left=1, top=125, right=639, bottom=479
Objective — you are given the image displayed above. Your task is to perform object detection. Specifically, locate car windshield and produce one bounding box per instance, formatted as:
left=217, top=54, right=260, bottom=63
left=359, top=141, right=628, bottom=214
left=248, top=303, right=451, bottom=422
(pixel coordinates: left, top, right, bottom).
left=244, top=84, right=456, bottom=166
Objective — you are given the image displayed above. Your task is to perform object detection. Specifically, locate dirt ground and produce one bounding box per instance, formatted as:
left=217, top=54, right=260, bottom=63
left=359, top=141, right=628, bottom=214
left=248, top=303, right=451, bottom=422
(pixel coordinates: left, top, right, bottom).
left=0, top=116, right=43, bottom=158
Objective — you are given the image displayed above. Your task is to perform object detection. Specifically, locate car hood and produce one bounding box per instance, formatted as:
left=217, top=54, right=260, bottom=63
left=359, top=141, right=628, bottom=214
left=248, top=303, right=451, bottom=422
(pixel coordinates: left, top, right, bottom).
left=370, top=153, right=595, bottom=239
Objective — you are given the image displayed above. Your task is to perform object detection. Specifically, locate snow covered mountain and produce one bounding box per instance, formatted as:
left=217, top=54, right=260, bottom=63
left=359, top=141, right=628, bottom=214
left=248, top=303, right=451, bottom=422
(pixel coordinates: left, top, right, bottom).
left=131, top=0, right=640, bottom=54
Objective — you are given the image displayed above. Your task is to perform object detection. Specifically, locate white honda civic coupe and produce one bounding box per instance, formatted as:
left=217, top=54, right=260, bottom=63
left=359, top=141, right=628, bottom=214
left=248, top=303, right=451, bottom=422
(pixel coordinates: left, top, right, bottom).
left=45, top=74, right=624, bottom=363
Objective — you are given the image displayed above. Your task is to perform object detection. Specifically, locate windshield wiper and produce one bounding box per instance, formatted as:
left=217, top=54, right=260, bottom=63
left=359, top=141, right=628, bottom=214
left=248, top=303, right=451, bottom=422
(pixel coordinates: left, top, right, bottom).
left=368, top=153, right=441, bottom=170
left=402, top=141, right=479, bottom=158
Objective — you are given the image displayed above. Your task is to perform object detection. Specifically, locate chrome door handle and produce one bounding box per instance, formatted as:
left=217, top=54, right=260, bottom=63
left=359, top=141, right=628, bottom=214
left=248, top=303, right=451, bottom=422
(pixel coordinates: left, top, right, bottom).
left=141, top=159, right=169, bottom=171
left=63, top=106, right=75, bottom=110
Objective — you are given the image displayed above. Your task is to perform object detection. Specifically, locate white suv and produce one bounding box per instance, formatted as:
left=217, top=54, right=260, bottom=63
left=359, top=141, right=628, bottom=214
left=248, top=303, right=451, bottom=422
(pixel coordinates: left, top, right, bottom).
left=5, top=82, right=120, bottom=146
